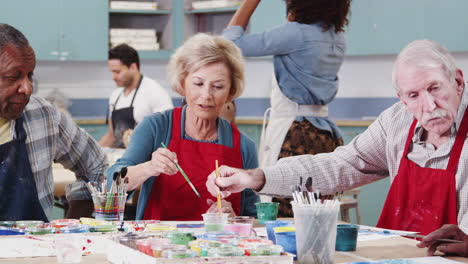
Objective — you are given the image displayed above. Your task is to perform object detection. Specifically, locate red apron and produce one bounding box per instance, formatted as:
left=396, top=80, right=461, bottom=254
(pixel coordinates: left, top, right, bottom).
left=143, top=107, right=243, bottom=220
left=376, top=109, right=468, bottom=235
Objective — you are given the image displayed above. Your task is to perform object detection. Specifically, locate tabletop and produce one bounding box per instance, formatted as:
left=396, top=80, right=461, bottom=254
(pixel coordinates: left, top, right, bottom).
left=0, top=234, right=466, bottom=264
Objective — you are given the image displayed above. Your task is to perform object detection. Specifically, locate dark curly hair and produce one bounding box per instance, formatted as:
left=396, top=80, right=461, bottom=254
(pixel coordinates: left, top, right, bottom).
left=108, top=44, right=140, bottom=70
left=285, top=0, right=351, bottom=33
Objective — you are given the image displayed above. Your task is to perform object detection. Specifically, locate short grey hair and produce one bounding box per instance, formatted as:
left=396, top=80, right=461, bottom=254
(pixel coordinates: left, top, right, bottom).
left=0, top=24, right=30, bottom=52
left=392, top=39, right=457, bottom=92
left=167, top=33, right=245, bottom=99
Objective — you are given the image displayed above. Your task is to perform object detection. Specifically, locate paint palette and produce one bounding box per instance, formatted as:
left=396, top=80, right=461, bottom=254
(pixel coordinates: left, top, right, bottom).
left=146, top=223, right=176, bottom=231
left=89, top=225, right=118, bottom=233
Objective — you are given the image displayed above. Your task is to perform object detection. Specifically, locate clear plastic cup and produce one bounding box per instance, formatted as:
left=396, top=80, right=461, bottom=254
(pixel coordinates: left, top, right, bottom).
left=91, top=193, right=127, bottom=221
left=225, top=216, right=255, bottom=236
left=202, top=213, right=228, bottom=232
left=292, top=201, right=340, bottom=264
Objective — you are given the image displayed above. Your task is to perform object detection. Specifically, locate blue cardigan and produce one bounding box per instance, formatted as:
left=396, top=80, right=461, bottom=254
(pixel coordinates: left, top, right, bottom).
left=107, top=107, right=260, bottom=220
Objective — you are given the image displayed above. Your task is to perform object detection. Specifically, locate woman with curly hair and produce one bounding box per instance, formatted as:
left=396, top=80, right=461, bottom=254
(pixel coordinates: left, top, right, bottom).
left=222, top=0, right=351, bottom=217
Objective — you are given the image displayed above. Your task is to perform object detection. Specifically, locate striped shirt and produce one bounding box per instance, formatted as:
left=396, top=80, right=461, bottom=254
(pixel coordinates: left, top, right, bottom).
left=9, top=96, right=108, bottom=220
left=261, top=88, right=468, bottom=233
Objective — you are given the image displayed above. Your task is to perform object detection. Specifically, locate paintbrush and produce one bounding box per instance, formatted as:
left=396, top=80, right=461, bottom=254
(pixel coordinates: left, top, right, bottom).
left=161, top=142, right=201, bottom=198
left=215, top=160, right=222, bottom=215
left=110, top=172, right=119, bottom=193
left=362, top=228, right=463, bottom=243
left=397, top=232, right=463, bottom=243
left=120, top=167, right=127, bottom=178
left=82, top=175, right=97, bottom=195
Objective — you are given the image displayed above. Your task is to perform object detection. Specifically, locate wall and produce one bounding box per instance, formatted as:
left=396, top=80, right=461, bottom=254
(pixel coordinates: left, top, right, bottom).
left=34, top=51, right=468, bottom=119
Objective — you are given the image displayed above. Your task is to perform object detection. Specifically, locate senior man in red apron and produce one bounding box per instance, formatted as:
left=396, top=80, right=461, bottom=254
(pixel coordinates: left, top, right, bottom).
left=206, top=39, right=468, bottom=240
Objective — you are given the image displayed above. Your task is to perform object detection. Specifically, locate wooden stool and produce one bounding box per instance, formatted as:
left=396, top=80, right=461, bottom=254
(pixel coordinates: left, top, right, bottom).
left=340, top=188, right=362, bottom=224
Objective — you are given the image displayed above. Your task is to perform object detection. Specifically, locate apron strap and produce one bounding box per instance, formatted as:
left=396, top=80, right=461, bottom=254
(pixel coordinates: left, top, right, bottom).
left=113, top=74, right=144, bottom=111
left=130, top=74, right=143, bottom=107
left=172, top=107, right=183, bottom=140
left=402, top=119, right=418, bottom=158
left=447, top=107, right=468, bottom=172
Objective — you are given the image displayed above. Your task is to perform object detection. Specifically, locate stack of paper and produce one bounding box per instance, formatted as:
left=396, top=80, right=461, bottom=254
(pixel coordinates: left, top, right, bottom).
left=192, top=0, right=243, bottom=9
left=110, top=1, right=158, bottom=10
left=110, top=28, right=160, bottom=51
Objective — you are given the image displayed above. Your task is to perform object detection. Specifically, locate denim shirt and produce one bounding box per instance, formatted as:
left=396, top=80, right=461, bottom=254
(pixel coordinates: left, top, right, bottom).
left=222, top=22, right=346, bottom=138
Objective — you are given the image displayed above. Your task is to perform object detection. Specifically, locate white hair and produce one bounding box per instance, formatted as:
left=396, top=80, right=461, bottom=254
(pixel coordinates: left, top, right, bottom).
left=392, top=39, right=457, bottom=92
left=167, top=33, right=245, bottom=99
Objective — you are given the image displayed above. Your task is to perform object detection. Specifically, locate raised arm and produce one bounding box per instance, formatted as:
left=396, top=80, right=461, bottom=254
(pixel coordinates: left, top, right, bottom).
left=227, top=0, right=261, bottom=29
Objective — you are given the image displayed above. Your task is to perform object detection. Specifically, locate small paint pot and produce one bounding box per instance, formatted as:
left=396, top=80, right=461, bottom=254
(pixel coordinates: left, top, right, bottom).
left=265, top=220, right=293, bottom=243
left=255, top=202, right=279, bottom=225
left=202, top=213, right=228, bottom=232
left=164, top=231, right=195, bottom=246
left=59, top=224, right=90, bottom=234
left=275, top=232, right=297, bottom=259
left=146, top=223, right=175, bottom=231
left=15, top=220, right=44, bottom=229
left=0, top=221, right=15, bottom=228
left=0, top=228, right=25, bottom=236
left=207, top=246, right=244, bottom=257
left=27, top=226, right=55, bottom=235
left=245, top=244, right=283, bottom=256
left=335, top=224, right=359, bottom=251
left=89, top=224, right=117, bottom=233
left=136, top=238, right=153, bottom=256
left=51, top=219, right=80, bottom=229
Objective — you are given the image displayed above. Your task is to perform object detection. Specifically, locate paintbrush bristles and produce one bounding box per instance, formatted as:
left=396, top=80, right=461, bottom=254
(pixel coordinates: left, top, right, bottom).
left=120, top=167, right=127, bottom=178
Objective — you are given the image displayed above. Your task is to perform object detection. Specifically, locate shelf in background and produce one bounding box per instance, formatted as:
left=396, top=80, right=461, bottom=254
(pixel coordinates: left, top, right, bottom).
left=109, top=9, right=171, bottom=15
left=186, top=7, right=239, bottom=14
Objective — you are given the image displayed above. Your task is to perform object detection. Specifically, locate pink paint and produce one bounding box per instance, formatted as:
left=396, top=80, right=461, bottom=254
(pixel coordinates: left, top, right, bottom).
left=224, top=223, right=253, bottom=236
left=137, top=240, right=153, bottom=256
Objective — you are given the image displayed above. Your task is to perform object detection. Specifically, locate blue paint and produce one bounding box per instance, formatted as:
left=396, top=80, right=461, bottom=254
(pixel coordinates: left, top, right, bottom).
left=176, top=223, right=204, bottom=228
left=336, top=224, right=359, bottom=251
left=0, top=228, right=25, bottom=235
left=275, top=231, right=297, bottom=260
left=264, top=220, right=293, bottom=244
left=346, top=260, right=414, bottom=264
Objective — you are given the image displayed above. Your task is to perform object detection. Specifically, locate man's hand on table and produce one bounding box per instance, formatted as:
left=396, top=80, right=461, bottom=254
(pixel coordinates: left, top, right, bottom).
left=417, top=224, right=468, bottom=257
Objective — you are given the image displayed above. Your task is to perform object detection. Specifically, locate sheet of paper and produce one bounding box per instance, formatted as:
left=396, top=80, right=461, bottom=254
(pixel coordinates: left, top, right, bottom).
left=0, top=235, right=110, bottom=258
left=344, top=256, right=465, bottom=264
left=357, top=224, right=419, bottom=242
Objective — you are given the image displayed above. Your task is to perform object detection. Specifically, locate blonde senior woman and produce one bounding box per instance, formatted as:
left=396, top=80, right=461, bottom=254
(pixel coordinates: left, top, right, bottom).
left=107, top=33, right=259, bottom=220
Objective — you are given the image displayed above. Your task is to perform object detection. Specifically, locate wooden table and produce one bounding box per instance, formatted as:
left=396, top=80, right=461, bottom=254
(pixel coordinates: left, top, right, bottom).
left=1, top=235, right=466, bottom=263
left=335, top=236, right=468, bottom=263
left=53, top=163, right=75, bottom=198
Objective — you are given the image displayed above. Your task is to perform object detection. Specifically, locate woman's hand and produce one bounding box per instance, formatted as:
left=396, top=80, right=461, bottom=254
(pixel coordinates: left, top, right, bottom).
left=206, top=198, right=236, bottom=218
left=142, top=147, right=179, bottom=177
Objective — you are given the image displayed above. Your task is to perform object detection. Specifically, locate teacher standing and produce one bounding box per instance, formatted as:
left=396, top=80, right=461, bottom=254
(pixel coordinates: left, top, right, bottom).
left=222, top=0, right=352, bottom=216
